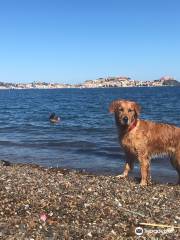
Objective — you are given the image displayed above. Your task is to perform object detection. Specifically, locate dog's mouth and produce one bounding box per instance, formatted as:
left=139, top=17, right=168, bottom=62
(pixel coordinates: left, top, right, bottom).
left=120, top=122, right=129, bottom=128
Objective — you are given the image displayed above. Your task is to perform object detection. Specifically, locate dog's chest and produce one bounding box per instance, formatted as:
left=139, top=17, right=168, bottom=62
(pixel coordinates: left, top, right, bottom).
left=120, top=134, right=137, bottom=154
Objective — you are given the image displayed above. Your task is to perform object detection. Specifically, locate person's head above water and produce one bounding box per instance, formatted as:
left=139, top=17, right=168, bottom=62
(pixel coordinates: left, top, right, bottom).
left=50, top=113, right=56, bottom=119
left=49, top=113, right=60, bottom=123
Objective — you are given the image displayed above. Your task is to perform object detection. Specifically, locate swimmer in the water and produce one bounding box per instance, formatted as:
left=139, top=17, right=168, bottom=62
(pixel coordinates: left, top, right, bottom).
left=49, top=113, right=60, bottom=123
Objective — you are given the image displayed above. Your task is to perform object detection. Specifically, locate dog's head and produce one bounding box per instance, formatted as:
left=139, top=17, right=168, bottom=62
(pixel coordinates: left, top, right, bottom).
left=109, top=99, right=141, bottom=128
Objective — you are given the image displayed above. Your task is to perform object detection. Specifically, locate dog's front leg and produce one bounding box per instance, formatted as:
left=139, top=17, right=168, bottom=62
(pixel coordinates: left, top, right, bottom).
left=116, top=154, right=134, bottom=178
left=139, top=156, right=151, bottom=186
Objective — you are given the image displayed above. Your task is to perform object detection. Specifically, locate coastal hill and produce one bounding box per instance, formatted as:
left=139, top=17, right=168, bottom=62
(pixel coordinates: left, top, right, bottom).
left=77, top=76, right=180, bottom=88
left=0, top=76, right=179, bottom=89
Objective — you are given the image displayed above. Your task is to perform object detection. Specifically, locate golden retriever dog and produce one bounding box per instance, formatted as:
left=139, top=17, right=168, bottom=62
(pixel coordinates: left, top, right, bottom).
left=109, top=99, right=180, bottom=186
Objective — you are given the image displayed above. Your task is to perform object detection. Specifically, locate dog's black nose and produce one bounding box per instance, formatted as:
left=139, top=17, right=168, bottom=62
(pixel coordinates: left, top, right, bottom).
left=123, top=116, right=128, bottom=124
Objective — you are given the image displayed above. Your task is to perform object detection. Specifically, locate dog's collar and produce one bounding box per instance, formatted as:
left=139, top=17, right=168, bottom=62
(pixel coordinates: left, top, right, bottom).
left=128, top=119, right=138, bottom=132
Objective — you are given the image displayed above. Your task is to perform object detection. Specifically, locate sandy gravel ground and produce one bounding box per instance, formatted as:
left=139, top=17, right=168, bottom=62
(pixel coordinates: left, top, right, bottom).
left=0, top=160, right=179, bottom=240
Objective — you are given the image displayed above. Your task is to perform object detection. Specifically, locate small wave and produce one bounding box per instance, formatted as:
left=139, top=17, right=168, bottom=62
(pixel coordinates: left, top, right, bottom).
left=0, top=140, right=98, bottom=149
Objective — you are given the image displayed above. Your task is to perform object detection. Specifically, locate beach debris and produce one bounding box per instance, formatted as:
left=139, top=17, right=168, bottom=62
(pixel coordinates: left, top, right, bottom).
left=40, top=213, right=47, bottom=222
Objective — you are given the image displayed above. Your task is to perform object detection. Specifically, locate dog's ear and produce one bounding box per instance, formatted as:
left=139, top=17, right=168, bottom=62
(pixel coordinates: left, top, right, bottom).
left=134, top=102, right=141, bottom=117
left=109, top=100, right=122, bottom=113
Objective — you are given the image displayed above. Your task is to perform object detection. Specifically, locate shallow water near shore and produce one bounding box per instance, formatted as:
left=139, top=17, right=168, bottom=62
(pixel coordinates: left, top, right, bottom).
left=0, top=87, right=179, bottom=183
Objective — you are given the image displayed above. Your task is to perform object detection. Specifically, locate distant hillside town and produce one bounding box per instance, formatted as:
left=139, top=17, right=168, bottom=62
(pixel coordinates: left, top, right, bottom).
left=77, top=76, right=180, bottom=88
left=0, top=75, right=179, bottom=89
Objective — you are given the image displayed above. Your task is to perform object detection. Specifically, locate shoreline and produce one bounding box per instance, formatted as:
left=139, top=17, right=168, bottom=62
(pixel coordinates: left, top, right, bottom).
left=1, top=158, right=178, bottom=185
left=0, top=160, right=179, bottom=239
left=0, top=85, right=180, bottom=90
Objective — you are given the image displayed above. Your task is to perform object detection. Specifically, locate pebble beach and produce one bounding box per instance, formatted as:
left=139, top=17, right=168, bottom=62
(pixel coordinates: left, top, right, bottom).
left=0, top=160, right=179, bottom=239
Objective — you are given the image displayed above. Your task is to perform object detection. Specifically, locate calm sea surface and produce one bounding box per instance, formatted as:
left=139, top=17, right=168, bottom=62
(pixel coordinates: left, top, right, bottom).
left=0, top=87, right=180, bottom=182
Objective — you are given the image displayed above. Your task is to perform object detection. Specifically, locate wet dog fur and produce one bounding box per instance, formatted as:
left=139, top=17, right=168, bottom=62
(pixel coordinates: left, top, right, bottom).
left=109, top=99, right=180, bottom=186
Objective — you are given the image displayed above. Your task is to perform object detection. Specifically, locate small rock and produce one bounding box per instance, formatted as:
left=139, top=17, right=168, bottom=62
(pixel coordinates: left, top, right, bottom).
left=87, top=232, right=92, bottom=237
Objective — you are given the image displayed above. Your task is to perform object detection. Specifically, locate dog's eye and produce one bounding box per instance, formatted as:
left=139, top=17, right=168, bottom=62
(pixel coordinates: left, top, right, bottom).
left=128, top=109, right=133, bottom=112
left=119, top=108, right=123, bottom=112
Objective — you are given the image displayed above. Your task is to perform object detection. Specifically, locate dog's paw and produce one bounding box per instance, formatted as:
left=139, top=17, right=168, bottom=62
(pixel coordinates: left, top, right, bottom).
left=140, top=180, right=148, bottom=186
left=116, top=174, right=127, bottom=178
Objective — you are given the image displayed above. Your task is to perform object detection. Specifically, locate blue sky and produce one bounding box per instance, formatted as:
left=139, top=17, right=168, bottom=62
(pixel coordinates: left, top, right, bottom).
left=0, top=0, right=180, bottom=83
